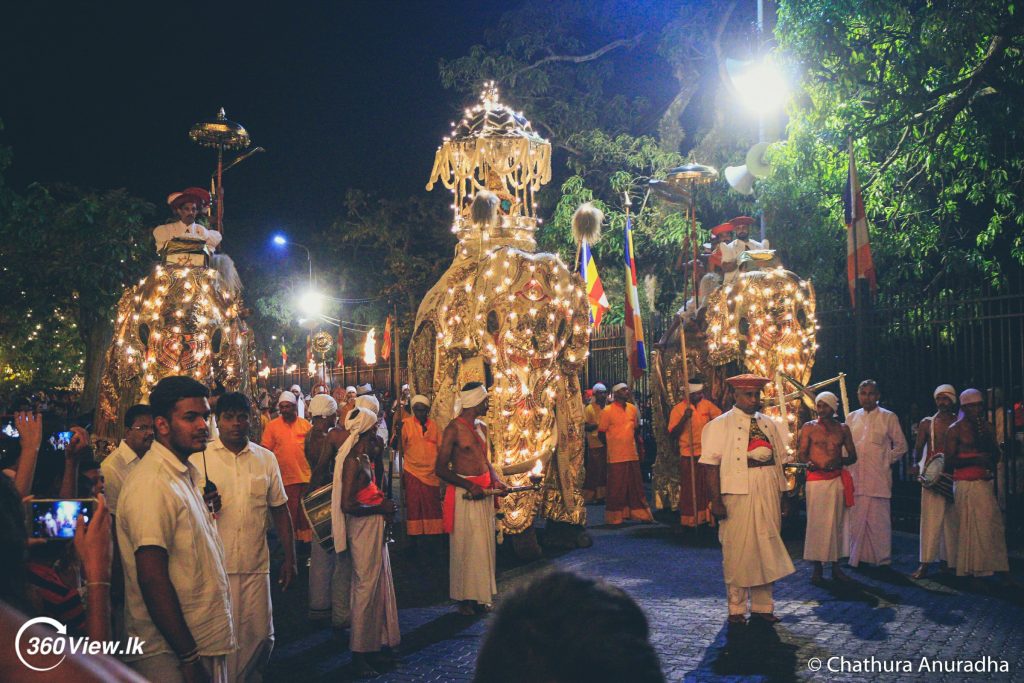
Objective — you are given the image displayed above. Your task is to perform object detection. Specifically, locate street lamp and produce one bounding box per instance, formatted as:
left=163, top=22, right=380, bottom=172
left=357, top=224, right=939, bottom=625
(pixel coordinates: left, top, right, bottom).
left=271, top=233, right=313, bottom=285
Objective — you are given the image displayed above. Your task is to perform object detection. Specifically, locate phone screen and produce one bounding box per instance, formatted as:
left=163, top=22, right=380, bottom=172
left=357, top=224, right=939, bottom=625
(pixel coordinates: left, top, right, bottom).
left=28, top=499, right=94, bottom=540
left=1, top=417, right=18, bottom=439
left=51, top=431, right=73, bottom=451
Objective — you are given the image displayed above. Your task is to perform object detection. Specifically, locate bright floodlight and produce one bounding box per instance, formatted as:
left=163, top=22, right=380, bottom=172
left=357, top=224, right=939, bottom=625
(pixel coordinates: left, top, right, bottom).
left=272, top=234, right=287, bottom=246
left=727, top=57, right=788, bottom=112
left=298, top=289, right=325, bottom=317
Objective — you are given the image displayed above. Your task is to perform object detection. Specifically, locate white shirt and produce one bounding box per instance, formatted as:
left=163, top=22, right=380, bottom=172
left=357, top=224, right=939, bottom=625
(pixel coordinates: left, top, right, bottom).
left=117, top=441, right=235, bottom=660
left=699, top=407, right=790, bottom=494
left=153, top=220, right=223, bottom=252
left=190, top=439, right=288, bottom=574
left=846, top=406, right=907, bottom=498
left=100, top=440, right=142, bottom=516
left=722, top=237, right=769, bottom=284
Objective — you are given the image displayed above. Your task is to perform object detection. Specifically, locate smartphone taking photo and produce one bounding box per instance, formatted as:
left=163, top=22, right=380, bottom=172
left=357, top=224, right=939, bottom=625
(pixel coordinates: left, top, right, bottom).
left=27, top=498, right=95, bottom=540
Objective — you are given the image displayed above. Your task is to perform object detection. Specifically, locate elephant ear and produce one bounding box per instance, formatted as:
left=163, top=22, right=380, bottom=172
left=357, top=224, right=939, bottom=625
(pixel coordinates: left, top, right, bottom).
left=572, top=202, right=603, bottom=245
left=471, top=191, right=500, bottom=228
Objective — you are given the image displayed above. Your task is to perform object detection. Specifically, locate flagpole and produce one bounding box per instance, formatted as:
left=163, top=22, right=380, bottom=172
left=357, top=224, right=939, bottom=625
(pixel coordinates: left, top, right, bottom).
left=849, top=138, right=865, bottom=379
left=624, top=192, right=633, bottom=389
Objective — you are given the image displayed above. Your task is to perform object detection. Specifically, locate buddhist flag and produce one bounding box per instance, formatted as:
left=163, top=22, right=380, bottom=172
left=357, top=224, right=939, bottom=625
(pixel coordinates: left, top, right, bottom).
left=579, top=239, right=610, bottom=327
left=381, top=316, right=393, bottom=362
left=280, top=344, right=287, bottom=367
left=844, top=141, right=878, bottom=307
left=623, top=215, right=647, bottom=379
left=335, top=327, right=345, bottom=369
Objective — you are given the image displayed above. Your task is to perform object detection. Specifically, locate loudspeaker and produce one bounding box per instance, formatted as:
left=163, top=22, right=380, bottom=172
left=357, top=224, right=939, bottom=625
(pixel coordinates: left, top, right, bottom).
left=724, top=165, right=755, bottom=195
left=746, top=142, right=772, bottom=179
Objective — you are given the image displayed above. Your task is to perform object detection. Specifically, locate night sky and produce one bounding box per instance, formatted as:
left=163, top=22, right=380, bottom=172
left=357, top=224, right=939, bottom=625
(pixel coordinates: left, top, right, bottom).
left=0, top=1, right=515, bottom=251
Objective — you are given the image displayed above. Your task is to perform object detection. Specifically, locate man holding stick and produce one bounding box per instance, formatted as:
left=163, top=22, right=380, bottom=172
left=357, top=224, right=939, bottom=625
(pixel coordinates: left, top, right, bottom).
left=668, top=380, right=721, bottom=529
left=435, top=382, right=508, bottom=615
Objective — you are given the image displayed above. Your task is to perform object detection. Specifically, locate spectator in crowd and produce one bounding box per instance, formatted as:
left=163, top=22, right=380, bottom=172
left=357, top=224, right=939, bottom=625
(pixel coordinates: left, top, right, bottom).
left=261, top=390, right=313, bottom=546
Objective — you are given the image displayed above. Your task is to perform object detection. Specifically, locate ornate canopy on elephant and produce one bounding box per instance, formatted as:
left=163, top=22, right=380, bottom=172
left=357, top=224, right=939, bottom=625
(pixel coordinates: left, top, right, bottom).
left=410, top=85, right=592, bottom=548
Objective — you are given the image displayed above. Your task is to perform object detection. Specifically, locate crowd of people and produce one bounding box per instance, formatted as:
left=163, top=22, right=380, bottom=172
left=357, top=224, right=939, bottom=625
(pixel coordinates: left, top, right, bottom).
left=0, top=366, right=1016, bottom=681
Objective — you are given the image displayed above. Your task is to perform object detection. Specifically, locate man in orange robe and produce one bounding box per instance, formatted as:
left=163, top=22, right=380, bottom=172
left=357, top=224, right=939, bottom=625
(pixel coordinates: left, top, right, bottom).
left=400, top=395, right=444, bottom=537
left=668, top=380, right=722, bottom=528
left=261, top=390, right=313, bottom=543
left=598, top=383, right=653, bottom=525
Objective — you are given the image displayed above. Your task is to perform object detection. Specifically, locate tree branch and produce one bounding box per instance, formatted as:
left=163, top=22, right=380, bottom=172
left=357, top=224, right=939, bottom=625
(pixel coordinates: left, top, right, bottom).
left=502, top=33, right=645, bottom=85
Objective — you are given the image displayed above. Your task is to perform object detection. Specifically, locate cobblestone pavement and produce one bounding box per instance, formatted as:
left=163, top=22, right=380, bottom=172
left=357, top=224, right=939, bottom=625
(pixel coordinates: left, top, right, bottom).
left=266, top=500, right=1024, bottom=682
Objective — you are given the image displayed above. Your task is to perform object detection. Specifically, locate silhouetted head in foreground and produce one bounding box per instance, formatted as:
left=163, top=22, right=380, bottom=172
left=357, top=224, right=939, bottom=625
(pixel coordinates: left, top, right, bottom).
left=473, top=571, right=664, bottom=683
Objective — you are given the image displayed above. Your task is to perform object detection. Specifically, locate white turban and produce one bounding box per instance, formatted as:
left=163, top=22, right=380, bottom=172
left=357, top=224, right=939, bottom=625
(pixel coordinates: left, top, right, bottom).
left=355, top=394, right=380, bottom=416
left=290, top=384, right=301, bottom=394
left=356, top=383, right=373, bottom=396
left=277, top=391, right=297, bottom=405
left=959, top=388, right=983, bottom=406
left=308, top=394, right=338, bottom=418
left=411, top=394, right=431, bottom=409
left=592, top=383, right=607, bottom=392
left=934, top=384, right=957, bottom=401
left=402, top=384, right=409, bottom=391
left=346, top=386, right=357, bottom=394
left=687, top=382, right=704, bottom=393
left=611, top=383, right=628, bottom=393
left=815, top=391, right=839, bottom=412
left=331, top=406, right=380, bottom=552
left=454, top=385, right=488, bottom=416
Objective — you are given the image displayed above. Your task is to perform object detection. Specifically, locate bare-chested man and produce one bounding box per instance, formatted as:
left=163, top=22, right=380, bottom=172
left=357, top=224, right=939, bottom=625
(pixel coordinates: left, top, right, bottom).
left=945, top=388, right=1011, bottom=584
left=798, top=391, right=857, bottom=583
left=911, top=384, right=959, bottom=579
left=435, top=382, right=508, bottom=615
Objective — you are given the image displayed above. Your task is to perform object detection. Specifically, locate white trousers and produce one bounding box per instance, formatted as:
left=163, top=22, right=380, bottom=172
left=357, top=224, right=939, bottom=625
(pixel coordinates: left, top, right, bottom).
left=308, top=541, right=352, bottom=627
left=845, top=494, right=891, bottom=566
left=228, top=574, right=273, bottom=683
left=132, top=653, right=227, bottom=683
left=727, top=583, right=774, bottom=616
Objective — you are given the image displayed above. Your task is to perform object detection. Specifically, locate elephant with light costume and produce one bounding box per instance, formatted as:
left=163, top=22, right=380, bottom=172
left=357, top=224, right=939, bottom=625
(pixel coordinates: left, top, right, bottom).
left=408, top=87, right=592, bottom=557
left=651, top=248, right=818, bottom=511
left=95, top=238, right=258, bottom=452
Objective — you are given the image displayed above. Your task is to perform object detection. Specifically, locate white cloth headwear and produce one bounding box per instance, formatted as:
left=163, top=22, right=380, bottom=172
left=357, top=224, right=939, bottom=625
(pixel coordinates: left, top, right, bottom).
left=611, top=383, right=629, bottom=393
left=355, top=394, right=380, bottom=416
left=290, top=384, right=301, bottom=394
left=592, top=383, right=607, bottom=392
left=687, top=382, right=704, bottom=393
left=959, top=388, right=983, bottom=406
left=934, top=384, right=957, bottom=401
left=356, top=383, right=372, bottom=395
left=816, top=391, right=839, bottom=412
left=411, top=395, right=431, bottom=408
left=346, top=386, right=357, bottom=394
left=454, top=385, right=488, bottom=417
left=308, top=394, right=338, bottom=418
left=402, top=384, right=409, bottom=391
left=330, top=406, right=380, bottom=552
left=277, top=391, right=297, bottom=405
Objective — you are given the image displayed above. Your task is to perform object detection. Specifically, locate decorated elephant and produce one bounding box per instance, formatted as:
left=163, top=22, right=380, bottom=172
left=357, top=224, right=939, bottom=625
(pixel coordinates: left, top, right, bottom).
left=95, top=239, right=258, bottom=451
left=650, top=249, right=817, bottom=511
left=408, top=86, right=592, bottom=555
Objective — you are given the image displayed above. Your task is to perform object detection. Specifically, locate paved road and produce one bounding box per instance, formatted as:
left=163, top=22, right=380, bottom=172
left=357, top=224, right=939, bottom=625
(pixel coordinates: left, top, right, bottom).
left=266, top=502, right=1024, bottom=682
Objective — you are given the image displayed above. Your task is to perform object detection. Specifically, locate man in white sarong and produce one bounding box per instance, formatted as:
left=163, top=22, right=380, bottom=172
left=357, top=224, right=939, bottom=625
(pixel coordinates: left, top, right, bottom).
left=797, top=392, right=857, bottom=583
left=911, top=384, right=959, bottom=579
left=845, top=379, right=908, bottom=567
left=339, top=406, right=400, bottom=676
left=701, top=374, right=795, bottom=625
left=153, top=187, right=223, bottom=253
left=436, top=382, right=509, bottom=615
left=945, top=388, right=1011, bottom=582
left=192, top=392, right=296, bottom=683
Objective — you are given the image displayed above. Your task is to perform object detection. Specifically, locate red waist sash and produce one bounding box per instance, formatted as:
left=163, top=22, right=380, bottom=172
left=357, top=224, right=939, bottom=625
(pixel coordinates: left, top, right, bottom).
left=953, top=466, right=988, bottom=481
left=355, top=481, right=385, bottom=506
left=443, top=471, right=493, bottom=534
left=806, top=468, right=856, bottom=507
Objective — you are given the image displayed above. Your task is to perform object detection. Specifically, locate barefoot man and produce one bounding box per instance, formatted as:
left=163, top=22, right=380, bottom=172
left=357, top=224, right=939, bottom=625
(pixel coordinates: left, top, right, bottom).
left=797, top=391, right=857, bottom=583
left=911, top=384, right=959, bottom=579
left=436, top=382, right=508, bottom=615
left=945, top=388, right=1011, bottom=584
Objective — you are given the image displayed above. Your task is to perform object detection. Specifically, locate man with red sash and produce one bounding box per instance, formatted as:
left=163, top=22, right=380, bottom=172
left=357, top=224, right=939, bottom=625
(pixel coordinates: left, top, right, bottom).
left=598, top=383, right=654, bottom=525
left=910, top=384, right=959, bottom=579
left=400, top=395, right=444, bottom=538
left=436, top=382, right=508, bottom=615
left=945, top=388, right=1011, bottom=583
left=668, top=380, right=721, bottom=528
left=797, top=391, right=857, bottom=583
left=700, top=374, right=795, bottom=625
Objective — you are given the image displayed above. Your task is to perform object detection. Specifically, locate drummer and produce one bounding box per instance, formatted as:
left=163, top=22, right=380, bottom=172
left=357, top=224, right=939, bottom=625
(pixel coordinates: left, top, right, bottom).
left=797, top=391, right=857, bottom=583
left=910, top=384, right=959, bottom=579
